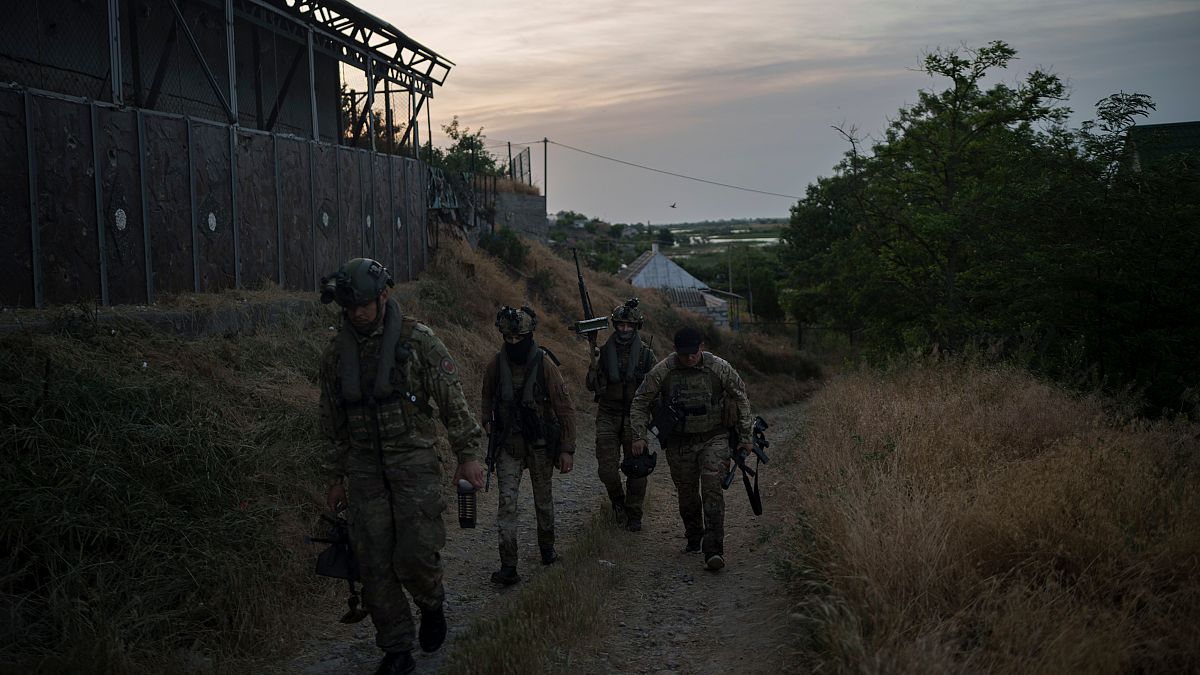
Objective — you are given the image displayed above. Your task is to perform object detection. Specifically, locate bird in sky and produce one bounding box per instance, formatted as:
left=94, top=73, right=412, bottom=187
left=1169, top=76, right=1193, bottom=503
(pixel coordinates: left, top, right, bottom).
left=669, top=202, right=677, bottom=208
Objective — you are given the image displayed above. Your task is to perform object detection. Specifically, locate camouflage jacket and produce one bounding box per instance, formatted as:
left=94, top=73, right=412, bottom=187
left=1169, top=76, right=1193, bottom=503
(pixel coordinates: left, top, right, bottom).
left=319, top=305, right=482, bottom=483
left=630, top=351, right=753, bottom=443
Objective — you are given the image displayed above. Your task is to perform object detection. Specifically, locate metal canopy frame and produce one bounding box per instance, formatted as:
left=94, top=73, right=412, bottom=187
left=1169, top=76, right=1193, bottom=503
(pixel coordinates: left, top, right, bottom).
left=235, top=0, right=452, bottom=96
left=93, top=0, right=451, bottom=145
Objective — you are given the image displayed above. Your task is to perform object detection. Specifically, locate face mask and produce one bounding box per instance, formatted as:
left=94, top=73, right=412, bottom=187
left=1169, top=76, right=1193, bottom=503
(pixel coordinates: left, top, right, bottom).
left=504, top=334, right=534, bottom=363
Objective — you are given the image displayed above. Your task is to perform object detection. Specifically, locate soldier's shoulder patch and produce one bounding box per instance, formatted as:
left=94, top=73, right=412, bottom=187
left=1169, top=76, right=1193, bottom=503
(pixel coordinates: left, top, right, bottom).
left=440, top=356, right=458, bottom=375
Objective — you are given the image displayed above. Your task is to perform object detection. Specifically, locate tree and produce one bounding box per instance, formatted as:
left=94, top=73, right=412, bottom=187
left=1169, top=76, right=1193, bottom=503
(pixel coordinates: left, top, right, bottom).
left=655, top=227, right=676, bottom=247
left=781, top=41, right=1200, bottom=413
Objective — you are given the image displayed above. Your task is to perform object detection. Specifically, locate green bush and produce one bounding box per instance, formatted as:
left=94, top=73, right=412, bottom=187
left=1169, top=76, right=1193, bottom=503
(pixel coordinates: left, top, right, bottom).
left=478, top=227, right=530, bottom=268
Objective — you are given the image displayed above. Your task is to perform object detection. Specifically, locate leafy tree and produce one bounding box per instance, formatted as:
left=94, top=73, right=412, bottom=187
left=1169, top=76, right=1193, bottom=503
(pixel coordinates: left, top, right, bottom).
left=655, top=227, right=676, bottom=247
left=420, top=116, right=503, bottom=183
left=781, top=41, right=1200, bottom=412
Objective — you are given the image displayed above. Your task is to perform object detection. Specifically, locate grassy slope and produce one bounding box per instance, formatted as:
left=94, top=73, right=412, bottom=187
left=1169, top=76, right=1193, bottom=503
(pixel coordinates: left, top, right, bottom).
left=0, top=234, right=817, bottom=673
left=778, top=359, right=1200, bottom=673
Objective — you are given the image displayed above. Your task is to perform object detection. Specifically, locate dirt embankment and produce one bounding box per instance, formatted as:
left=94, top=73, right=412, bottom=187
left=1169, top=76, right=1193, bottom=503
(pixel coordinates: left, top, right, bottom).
left=288, top=402, right=807, bottom=674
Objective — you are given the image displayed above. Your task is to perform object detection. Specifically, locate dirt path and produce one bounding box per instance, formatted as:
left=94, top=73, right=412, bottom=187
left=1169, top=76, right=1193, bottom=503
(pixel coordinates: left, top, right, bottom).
left=287, top=403, right=805, bottom=674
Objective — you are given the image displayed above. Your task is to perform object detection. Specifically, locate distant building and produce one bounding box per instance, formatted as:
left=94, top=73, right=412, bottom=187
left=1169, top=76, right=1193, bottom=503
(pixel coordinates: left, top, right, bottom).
left=620, top=243, right=731, bottom=326
left=1126, top=121, right=1200, bottom=173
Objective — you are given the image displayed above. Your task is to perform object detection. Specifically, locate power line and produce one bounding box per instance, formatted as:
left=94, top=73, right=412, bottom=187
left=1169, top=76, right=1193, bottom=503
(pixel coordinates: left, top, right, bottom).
left=548, top=140, right=800, bottom=200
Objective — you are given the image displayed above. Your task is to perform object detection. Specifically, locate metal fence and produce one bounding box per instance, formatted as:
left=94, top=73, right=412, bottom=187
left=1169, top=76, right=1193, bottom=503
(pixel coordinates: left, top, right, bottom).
left=0, top=84, right=431, bottom=309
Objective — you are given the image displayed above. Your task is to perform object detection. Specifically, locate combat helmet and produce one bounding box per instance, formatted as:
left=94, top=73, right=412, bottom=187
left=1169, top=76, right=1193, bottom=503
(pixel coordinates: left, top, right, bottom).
left=320, top=258, right=393, bottom=307
left=495, top=305, right=538, bottom=336
left=610, top=297, right=645, bottom=330
left=620, top=451, right=657, bottom=479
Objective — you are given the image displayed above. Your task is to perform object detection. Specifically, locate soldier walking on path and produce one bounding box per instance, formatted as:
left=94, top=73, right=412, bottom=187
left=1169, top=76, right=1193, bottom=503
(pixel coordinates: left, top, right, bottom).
left=585, top=298, right=657, bottom=531
left=318, top=258, right=485, bottom=675
left=481, top=306, right=577, bottom=586
left=630, top=326, right=753, bottom=572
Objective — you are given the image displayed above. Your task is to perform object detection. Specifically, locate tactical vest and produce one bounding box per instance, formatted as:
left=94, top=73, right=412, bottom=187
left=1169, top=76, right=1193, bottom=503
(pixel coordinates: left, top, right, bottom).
left=495, top=344, right=562, bottom=453
left=596, top=334, right=651, bottom=404
left=336, top=300, right=427, bottom=445
left=662, top=359, right=724, bottom=434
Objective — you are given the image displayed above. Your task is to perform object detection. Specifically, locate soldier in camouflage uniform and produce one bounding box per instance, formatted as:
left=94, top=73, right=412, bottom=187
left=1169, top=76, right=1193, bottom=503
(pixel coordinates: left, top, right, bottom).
left=318, top=258, right=484, bottom=675
left=481, top=306, right=577, bottom=585
left=585, top=298, right=657, bottom=531
left=630, top=326, right=753, bottom=572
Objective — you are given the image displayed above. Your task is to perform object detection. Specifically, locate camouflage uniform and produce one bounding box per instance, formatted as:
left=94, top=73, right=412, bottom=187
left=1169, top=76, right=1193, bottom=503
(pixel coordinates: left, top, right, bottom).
left=319, top=298, right=482, bottom=654
left=481, top=342, right=577, bottom=569
left=586, top=334, right=656, bottom=523
left=630, top=351, right=752, bottom=557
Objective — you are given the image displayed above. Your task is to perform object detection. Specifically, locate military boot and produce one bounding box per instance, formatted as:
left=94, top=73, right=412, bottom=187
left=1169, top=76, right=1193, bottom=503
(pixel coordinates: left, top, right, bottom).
left=491, top=565, right=521, bottom=586
left=540, top=546, right=559, bottom=565
left=682, top=535, right=702, bottom=553
left=626, top=517, right=642, bottom=532
left=418, top=604, right=447, bottom=653
left=375, top=650, right=415, bottom=675
left=705, top=553, right=726, bottom=571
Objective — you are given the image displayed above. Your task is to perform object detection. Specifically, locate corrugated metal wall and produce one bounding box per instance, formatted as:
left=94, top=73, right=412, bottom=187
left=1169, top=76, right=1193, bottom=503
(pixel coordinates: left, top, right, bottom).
left=0, top=86, right=430, bottom=308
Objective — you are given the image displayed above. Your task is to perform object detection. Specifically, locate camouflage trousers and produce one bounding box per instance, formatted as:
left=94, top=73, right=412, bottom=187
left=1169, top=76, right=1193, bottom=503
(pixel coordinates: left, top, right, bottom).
left=348, top=461, right=446, bottom=653
left=496, top=442, right=556, bottom=567
left=664, top=432, right=731, bottom=556
left=595, top=410, right=647, bottom=520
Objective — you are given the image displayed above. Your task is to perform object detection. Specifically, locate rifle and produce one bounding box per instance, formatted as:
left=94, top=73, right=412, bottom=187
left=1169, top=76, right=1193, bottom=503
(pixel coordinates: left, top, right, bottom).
left=572, top=248, right=609, bottom=342
left=306, top=512, right=369, bottom=623
left=647, top=394, right=684, bottom=442
left=722, top=415, right=770, bottom=515
left=485, top=408, right=502, bottom=492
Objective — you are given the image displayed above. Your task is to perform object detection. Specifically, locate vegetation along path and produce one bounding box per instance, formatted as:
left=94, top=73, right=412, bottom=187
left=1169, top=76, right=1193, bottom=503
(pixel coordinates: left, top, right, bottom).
left=287, top=402, right=807, bottom=674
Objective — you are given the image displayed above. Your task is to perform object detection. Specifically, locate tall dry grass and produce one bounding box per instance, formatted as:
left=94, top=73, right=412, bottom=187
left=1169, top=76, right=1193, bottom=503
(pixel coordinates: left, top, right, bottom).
left=781, top=358, right=1200, bottom=673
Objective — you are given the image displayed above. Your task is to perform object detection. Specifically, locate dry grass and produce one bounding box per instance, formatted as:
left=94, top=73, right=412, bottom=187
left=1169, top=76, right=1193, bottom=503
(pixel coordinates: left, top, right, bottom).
left=0, top=232, right=821, bottom=672
left=495, top=176, right=541, bottom=196
left=778, top=358, right=1200, bottom=673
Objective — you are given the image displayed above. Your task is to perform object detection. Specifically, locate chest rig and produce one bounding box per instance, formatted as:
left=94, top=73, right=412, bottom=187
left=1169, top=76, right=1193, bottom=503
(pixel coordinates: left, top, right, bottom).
left=495, top=344, right=562, bottom=455
left=597, top=334, right=650, bottom=405
left=662, top=358, right=724, bottom=434
left=336, top=300, right=427, bottom=444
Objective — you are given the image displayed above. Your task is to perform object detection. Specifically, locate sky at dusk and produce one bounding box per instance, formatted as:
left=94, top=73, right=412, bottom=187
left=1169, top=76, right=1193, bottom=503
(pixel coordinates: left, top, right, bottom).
left=355, top=0, right=1199, bottom=225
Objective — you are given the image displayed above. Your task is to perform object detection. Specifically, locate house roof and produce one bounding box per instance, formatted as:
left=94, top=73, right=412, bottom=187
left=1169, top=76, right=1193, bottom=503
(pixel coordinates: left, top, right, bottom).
left=661, top=287, right=728, bottom=309
left=619, top=245, right=707, bottom=289
left=1127, top=121, right=1200, bottom=170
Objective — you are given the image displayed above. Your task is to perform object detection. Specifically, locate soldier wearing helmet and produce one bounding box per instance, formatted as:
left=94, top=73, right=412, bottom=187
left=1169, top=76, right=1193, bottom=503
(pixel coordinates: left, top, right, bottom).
left=317, top=258, right=484, bottom=675
left=481, top=305, right=577, bottom=586
left=585, top=298, right=657, bottom=531
left=630, top=325, right=753, bottom=573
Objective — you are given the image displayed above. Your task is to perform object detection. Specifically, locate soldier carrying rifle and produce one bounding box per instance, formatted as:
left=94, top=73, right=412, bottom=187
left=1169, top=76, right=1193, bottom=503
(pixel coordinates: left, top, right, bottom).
left=630, top=326, right=754, bottom=572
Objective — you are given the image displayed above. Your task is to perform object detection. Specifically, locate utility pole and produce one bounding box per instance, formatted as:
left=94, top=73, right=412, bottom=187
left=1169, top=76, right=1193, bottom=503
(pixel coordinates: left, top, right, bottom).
left=508, top=141, right=513, bottom=178
left=542, top=137, right=549, bottom=203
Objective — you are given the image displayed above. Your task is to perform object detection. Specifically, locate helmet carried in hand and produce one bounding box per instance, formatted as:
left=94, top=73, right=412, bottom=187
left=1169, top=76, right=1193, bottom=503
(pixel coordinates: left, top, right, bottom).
left=320, top=258, right=393, bottom=307
left=620, top=451, right=657, bottom=479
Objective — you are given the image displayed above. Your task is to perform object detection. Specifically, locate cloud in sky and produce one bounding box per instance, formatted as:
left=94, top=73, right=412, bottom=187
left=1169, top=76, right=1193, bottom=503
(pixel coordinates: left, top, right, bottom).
left=355, top=0, right=1200, bottom=223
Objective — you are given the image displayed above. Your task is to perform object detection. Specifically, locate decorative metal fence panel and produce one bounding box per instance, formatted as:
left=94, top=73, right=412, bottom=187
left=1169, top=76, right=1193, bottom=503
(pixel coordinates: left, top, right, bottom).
left=35, top=95, right=102, bottom=306
left=191, top=120, right=236, bottom=293
left=145, top=114, right=195, bottom=296
left=97, top=106, right=149, bottom=306
left=0, top=87, right=431, bottom=309
left=277, top=135, right=314, bottom=290
left=236, top=129, right=278, bottom=289
left=0, top=90, right=33, bottom=307
left=389, top=156, right=411, bottom=283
